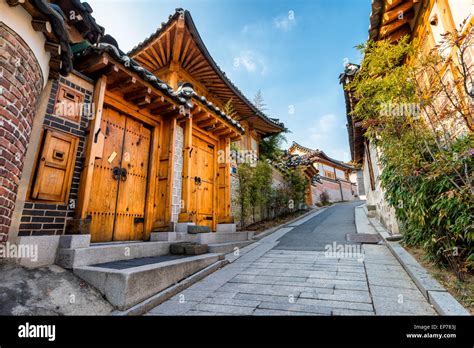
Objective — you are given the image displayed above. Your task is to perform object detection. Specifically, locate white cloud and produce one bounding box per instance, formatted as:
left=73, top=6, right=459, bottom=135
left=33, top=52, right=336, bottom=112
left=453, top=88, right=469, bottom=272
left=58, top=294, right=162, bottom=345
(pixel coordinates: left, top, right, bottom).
left=308, top=114, right=338, bottom=139
left=234, top=50, right=267, bottom=75
left=273, top=12, right=297, bottom=32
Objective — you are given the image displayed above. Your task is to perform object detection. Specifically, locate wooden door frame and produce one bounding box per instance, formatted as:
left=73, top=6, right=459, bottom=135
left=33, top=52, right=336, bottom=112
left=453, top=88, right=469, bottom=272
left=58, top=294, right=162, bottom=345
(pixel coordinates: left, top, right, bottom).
left=189, top=125, right=218, bottom=231
left=77, top=90, right=163, bottom=241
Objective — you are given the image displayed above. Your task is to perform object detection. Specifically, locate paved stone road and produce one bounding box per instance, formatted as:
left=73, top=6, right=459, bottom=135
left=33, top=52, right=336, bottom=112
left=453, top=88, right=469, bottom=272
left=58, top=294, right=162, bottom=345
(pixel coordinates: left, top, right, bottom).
left=147, top=202, right=437, bottom=316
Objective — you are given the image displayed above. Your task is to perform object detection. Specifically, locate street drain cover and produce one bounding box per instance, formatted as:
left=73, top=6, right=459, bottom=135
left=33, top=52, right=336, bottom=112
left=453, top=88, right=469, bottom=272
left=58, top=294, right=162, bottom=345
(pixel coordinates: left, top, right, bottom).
left=346, top=234, right=382, bottom=244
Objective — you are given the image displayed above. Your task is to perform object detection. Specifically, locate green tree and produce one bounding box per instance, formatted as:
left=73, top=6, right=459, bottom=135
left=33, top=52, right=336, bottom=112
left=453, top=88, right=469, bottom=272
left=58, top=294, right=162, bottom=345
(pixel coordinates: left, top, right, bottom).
left=347, top=34, right=473, bottom=280
left=259, top=132, right=287, bottom=161
left=248, top=160, right=273, bottom=222
left=253, top=89, right=267, bottom=112
left=235, top=163, right=254, bottom=229
left=223, top=98, right=238, bottom=120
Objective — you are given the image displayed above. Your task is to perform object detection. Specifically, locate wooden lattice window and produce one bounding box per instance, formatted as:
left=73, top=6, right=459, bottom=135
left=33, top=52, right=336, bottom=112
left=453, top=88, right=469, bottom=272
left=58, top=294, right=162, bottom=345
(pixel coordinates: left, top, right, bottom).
left=54, top=84, right=84, bottom=123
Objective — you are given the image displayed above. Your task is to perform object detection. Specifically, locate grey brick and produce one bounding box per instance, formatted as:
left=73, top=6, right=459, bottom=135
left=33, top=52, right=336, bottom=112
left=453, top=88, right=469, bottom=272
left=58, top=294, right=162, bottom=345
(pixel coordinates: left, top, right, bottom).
left=297, top=298, right=374, bottom=311
left=258, top=301, right=331, bottom=315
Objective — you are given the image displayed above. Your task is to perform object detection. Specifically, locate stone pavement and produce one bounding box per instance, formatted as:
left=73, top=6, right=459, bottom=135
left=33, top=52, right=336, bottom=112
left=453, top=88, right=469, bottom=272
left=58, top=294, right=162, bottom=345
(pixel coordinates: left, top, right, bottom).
left=146, top=202, right=437, bottom=316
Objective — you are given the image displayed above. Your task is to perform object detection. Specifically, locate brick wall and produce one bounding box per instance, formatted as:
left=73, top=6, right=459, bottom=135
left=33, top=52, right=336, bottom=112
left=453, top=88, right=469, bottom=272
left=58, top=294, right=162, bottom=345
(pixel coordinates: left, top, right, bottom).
left=18, top=77, right=93, bottom=236
left=0, top=23, right=44, bottom=240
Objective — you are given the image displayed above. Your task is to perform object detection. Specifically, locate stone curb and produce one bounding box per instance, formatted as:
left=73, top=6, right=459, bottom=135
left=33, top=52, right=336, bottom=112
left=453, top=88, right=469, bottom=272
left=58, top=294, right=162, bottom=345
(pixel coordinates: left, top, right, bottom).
left=111, top=259, right=229, bottom=316
left=356, top=206, right=470, bottom=316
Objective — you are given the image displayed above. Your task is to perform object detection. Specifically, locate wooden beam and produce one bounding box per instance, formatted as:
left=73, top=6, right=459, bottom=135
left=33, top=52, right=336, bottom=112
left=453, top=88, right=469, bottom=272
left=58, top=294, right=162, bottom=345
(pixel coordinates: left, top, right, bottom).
left=385, top=0, right=404, bottom=11
left=165, top=31, right=171, bottom=63
left=386, top=24, right=412, bottom=42
left=124, top=87, right=151, bottom=102
left=149, top=45, right=164, bottom=67
left=172, top=15, right=185, bottom=64
left=136, top=95, right=152, bottom=107
left=107, top=76, right=136, bottom=91
left=44, top=41, right=61, bottom=56
left=197, top=118, right=217, bottom=128
left=214, top=128, right=232, bottom=136
left=182, top=46, right=197, bottom=68
left=158, top=39, right=167, bottom=65
left=212, top=123, right=226, bottom=132
left=135, top=56, right=156, bottom=72
left=49, top=57, right=62, bottom=71
left=6, top=0, right=25, bottom=6
left=76, top=54, right=109, bottom=74
left=150, top=104, right=176, bottom=115
left=383, top=0, right=416, bottom=25
left=180, top=37, right=192, bottom=63
left=31, top=19, right=51, bottom=34
left=193, top=112, right=210, bottom=123
left=380, top=18, right=410, bottom=37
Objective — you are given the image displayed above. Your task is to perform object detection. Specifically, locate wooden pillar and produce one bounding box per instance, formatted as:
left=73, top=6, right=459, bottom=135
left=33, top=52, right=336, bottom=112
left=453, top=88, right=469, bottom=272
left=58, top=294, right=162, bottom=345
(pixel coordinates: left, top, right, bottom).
left=76, top=75, right=107, bottom=219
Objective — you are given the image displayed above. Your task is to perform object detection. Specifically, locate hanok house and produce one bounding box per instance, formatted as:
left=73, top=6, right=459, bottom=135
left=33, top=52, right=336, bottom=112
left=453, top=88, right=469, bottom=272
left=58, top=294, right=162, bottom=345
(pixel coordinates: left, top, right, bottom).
left=288, top=142, right=358, bottom=204
left=1, top=0, right=103, bottom=256
left=275, top=153, right=320, bottom=208
left=1, top=1, right=257, bottom=310
left=127, top=8, right=285, bottom=225
left=341, top=0, right=473, bottom=234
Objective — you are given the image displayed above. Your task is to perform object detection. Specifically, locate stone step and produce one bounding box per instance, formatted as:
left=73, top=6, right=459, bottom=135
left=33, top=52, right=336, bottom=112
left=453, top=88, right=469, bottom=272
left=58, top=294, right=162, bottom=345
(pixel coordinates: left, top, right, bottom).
left=216, top=223, right=237, bottom=233
left=150, top=231, right=253, bottom=244
left=208, top=241, right=253, bottom=254
left=74, top=253, right=223, bottom=310
left=56, top=241, right=171, bottom=269
left=196, top=232, right=253, bottom=244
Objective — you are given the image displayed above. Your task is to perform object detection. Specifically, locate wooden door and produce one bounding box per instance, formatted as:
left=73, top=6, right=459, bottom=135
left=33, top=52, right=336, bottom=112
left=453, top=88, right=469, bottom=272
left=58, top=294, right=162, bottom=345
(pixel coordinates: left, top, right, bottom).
left=87, top=107, right=151, bottom=242
left=190, top=135, right=215, bottom=228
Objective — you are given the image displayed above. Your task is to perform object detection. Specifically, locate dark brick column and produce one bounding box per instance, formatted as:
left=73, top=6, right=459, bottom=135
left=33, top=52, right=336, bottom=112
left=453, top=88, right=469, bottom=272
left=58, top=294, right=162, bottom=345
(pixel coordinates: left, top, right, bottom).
left=0, top=23, right=44, bottom=241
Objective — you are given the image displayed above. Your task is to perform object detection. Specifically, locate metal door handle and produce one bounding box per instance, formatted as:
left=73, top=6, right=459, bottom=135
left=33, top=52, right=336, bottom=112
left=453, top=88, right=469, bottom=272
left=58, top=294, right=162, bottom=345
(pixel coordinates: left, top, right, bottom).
left=113, top=167, right=128, bottom=181
left=120, top=168, right=127, bottom=181
left=112, top=167, right=121, bottom=180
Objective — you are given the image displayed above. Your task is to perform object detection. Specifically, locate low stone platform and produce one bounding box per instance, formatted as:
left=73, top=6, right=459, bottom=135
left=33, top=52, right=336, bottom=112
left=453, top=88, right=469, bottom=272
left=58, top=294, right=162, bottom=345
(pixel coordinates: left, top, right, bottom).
left=74, top=253, right=223, bottom=310
left=56, top=241, right=172, bottom=269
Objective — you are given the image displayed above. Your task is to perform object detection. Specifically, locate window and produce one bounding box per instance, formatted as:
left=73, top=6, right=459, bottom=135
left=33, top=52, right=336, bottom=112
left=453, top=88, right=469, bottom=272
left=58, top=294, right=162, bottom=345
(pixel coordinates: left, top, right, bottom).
left=251, top=137, right=258, bottom=152
left=54, top=84, right=84, bottom=123
left=324, top=170, right=336, bottom=180
left=29, top=129, right=78, bottom=203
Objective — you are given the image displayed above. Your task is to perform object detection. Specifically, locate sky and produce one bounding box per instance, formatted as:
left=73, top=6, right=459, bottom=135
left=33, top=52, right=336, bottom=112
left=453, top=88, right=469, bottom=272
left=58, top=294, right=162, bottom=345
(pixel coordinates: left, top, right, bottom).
left=88, top=0, right=373, bottom=162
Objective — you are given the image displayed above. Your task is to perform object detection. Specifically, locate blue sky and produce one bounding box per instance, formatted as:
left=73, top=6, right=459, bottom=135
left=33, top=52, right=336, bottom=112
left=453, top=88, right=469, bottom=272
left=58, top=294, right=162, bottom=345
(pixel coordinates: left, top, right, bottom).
left=88, top=0, right=372, bottom=161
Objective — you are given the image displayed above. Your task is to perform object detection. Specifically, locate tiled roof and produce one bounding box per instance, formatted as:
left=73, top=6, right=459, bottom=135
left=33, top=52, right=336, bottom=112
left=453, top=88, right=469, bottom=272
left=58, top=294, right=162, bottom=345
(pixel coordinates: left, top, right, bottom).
left=27, top=0, right=105, bottom=76
left=289, top=142, right=355, bottom=170
left=128, top=8, right=284, bottom=131
left=77, top=42, right=245, bottom=133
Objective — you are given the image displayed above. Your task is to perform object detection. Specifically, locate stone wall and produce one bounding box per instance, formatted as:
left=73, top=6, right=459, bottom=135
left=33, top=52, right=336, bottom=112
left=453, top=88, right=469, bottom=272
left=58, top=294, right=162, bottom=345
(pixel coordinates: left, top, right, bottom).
left=363, top=142, right=399, bottom=234
left=171, top=125, right=184, bottom=222
left=0, top=23, right=43, bottom=240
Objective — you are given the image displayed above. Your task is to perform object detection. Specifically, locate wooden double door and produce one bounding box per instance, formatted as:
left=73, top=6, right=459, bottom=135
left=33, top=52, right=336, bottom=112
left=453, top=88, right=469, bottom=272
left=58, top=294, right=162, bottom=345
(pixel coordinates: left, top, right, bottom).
left=189, top=134, right=216, bottom=229
left=88, top=107, right=152, bottom=242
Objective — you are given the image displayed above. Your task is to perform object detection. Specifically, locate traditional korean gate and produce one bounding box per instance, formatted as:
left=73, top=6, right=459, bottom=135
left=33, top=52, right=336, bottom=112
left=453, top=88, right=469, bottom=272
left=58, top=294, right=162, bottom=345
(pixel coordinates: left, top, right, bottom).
left=87, top=107, right=151, bottom=242
left=190, top=134, right=216, bottom=229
